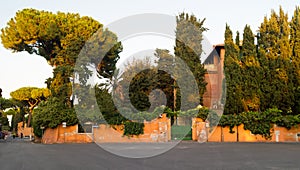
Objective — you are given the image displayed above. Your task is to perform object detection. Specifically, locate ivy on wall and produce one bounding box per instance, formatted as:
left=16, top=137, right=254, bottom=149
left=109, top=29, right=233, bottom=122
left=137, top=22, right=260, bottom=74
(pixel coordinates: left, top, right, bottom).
left=123, top=121, right=144, bottom=136
left=195, top=107, right=300, bottom=139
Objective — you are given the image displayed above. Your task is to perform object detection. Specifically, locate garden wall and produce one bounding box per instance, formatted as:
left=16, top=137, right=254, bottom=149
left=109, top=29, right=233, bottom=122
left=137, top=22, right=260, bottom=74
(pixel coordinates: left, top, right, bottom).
left=42, top=124, right=93, bottom=144
left=17, top=122, right=33, bottom=137
left=192, top=118, right=300, bottom=142
left=42, top=114, right=171, bottom=144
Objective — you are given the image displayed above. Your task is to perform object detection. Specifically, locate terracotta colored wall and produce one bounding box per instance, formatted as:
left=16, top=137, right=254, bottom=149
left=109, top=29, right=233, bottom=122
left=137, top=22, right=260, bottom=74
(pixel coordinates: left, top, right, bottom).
left=273, top=125, right=300, bottom=142
left=192, top=118, right=300, bottom=142
left=42, top=114, right=300, bottom=143
left=17, top=122, right=33, bottom=137
left=208, top=126, right=222, bottom=142
left=42, top=124, right=93, bottom=144
left=94, top=114, right=170, bottom=143
left=237, top=124, right=271, bottom=142
left=42, top=114, right=171, bottom=144
left=42, top=127, right=58, bottom=144
left=192, top=118, right=203, bottom=141
left=222, top=126, right=237, bottom=142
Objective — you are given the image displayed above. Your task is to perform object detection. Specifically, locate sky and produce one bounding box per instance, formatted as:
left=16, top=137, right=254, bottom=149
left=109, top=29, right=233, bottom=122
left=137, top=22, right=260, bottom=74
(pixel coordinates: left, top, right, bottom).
left=0, top=0, right=299, bottom=98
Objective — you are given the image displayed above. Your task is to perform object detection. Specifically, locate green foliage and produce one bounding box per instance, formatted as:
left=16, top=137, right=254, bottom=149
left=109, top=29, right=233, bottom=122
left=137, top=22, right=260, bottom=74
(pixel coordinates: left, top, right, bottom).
left=120, top=106, right=165, bottom=122
left=1, top=8, right=123, bottom=135
left=1, top=8, right=95, bottom=104
left=0, top=104, right=10, bottom=131
left=102, top=12, right=208, bottom=133
left=32, top=123, right=42, bottom=138
left=257, top=7, right=294, bottom=113
left=164, top=106, right=176, bottom=118
left=194, top=107, right=209, bottom=120
left=46, top=66, right=73, bottom=105
left=94, top=83, right=176, bottom=136
left=1, top=9, right=122, bottom=133
left=130, top=69, right=175, bottom=112
left=224, top=24, right=244, bottom=115
left=10, top=87, right=50, bottom=102
left=2, top=8, right=122, bottom=108
left=290, top=7, right=300, bottom=114
left=32, top=97, right=78, bottom=137
left=123, top=121, right=144, bottom=136
left=293, top=87, right=300, bottom=114
left=155, top=49, right=177, bottom=111
left=218, top=108, right=300, bottom=138
left=174, top=12, right=208, bottom=107
left=0, top=97, right=13, bottom=111
left=240, top=25, right=261, bottom=112
left=175, top=106, right=220, bottom=127
left=76, top=107, right=106, bottom=124
left=239, top=109, right=276, bottom=138
left=175, top=105, right=300, bottom=138
left=273, top=115, right=300, bottom=130
left=11, top=109, right=24, bottom=133
left=219, top=114, right=239, bottom=133
left=224, top=7, right=300, bottom=116
left=10, top=87, right=50, bottom=127
left=118, top=57, right=173, bottom=113
left=0, top=116, right=9, bottom=127
left=95, top=87, right=127, bottom=125
left=94, top=86, right=166, bottom=136
left=1, top=8, right=100, bottom=66
left=4, top=108, right=16, bottom=115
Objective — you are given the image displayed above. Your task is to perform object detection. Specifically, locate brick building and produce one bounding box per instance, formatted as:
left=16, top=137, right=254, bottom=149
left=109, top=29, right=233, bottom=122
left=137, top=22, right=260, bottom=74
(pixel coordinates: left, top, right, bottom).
left=203, top=44, right=225, bottom=109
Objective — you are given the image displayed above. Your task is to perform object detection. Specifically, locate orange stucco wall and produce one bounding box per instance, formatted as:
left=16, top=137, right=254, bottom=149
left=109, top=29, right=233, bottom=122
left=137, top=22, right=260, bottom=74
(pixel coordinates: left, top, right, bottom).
left=42, top=124, right=93, bottom=144
left=17, top=122, right=33, bottom=137
left=42, top=115, right=300, bottom=144
left=273, top=125, right=300, bottom=142
left=93, top=114, right=171, bottom=143
left=192, top=118, right=300, bottom=142
left=42, top=114, right=171, bottom=144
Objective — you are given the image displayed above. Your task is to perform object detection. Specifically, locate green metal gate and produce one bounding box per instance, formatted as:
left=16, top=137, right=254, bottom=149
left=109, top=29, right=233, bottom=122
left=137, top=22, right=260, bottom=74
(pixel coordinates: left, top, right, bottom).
left=171, top=125, right=192, bottom=140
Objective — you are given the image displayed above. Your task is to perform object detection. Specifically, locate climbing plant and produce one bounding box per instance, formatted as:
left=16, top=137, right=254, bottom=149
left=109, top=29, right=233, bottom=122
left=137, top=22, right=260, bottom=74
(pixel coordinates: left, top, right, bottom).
left=123, top=121, right=144, bottom=136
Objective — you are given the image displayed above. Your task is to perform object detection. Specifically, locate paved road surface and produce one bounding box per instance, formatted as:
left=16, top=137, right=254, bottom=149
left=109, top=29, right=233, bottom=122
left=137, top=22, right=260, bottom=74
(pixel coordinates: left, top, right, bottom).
left=0, top=140, right=300, bottom=169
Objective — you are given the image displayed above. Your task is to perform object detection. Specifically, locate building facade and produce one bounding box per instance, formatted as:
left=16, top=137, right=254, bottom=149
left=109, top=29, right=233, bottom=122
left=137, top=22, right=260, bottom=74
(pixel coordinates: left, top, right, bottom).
left=203, top=44, right=225, bottom=109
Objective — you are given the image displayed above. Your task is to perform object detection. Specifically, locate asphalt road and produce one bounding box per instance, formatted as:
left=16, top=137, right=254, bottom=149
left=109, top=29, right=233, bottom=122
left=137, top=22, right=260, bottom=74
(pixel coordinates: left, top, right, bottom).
left=0, top=140, right=300, bottom=170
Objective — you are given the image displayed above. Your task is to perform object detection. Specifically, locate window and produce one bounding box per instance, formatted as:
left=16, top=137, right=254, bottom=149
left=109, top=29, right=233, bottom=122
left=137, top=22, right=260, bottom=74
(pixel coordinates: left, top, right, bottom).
left=78, top=123, right=93, bottom=133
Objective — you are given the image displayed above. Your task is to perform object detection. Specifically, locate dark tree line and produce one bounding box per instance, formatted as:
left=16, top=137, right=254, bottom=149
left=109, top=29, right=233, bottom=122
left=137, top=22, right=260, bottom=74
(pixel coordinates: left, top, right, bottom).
left=224, top=7, right=300, bottom=115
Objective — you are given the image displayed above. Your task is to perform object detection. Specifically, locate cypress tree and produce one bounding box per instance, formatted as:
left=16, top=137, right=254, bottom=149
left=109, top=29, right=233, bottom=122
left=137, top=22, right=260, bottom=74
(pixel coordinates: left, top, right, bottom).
left=290, top=7, right=300, bottom=114
left=155, top=49, right=176, bottom=111
left=174, top=12, right=208, bottom=109
left=224, top=24, right=243, bottom=114
left=257, top=7, right=293, bottom=113
left=240, top=25, right=261, bottom=112
left=235, top=31, right=240, bottom=48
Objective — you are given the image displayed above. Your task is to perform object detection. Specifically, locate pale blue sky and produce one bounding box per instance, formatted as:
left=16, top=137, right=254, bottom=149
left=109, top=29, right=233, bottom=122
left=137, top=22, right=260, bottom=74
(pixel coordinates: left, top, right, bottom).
left=0, top=0, right=299, bottom=98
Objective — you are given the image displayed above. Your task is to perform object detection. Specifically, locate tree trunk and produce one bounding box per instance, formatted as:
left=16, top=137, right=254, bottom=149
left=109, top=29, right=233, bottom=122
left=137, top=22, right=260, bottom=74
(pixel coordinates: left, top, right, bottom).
left=27, top=107, right=33, bottom=127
